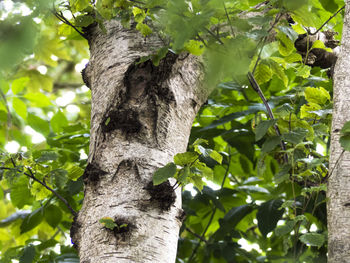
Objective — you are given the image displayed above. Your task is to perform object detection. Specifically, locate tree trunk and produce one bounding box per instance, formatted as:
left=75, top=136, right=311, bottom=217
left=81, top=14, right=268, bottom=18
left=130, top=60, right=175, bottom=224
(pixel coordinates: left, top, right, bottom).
left=328, top=2, right=350, bottom=262
left=70, top=20, right=208, bottom=263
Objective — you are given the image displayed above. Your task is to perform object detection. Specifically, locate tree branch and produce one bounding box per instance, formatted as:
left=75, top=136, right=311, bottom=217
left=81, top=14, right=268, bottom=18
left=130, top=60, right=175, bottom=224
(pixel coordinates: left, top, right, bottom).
left=311, top=5, right=345, bottom=35
left=247, top=72, right=288, bottom=163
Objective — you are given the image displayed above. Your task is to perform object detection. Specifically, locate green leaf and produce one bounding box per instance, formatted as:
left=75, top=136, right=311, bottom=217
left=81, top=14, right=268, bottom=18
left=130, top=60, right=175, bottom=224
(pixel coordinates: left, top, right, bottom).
left=24, top=93, right=51, bottom=107
left=174, top=152, right=199, bottom=166
left=44, top=205, right=62, bottom=228
left=28, top=113, right=50, bottom=136
left=270, top=60, right=288, bottom=87
left=12, top=77, right=29, bottom=95
left=261, top=136, right=281, bottom=153
left=282, top=128, right=309, bottom=144
left=75, top=15, right=95, bottom=27
left=296, top=64, right=311, bottom=78
left=153, top=162, right=177, bottom=185
left=51, top=110, right=68, bottom=134
left=254, top=63, right=272, bottom=84
left=99, top=217, right=117, bottom=230
left=136, top=23, right=152, bottom=37
left=10, top=177, right=34, bottom=209
left=71, top=0, right=91, bottom=12
left=36, top=151, right=59, bottom=162
left=304, top=87, right=330, bottom=105
left=20, top=208, right=43, bottom=234
left=319, top=0, right=339, bottom=12
left=217, top=205, right=254, bottom=234
left=257, top=199, right=284, bottom=237
left=339, top=134, right=350, bottom=151
left=184, top=40, right=204, bottom=56
left=299, top=233, right=326, bottom=247
left=19, top=245, right=36, bottom=263
left=12, top=97, right=27, bottom=120
left=340, top=121, right=350, bottom=134
left=275, top=220, right=295, bottom=236
left=255, top=120, right=276, bottom=141
left=67, top=165, right=84, bottom=181
left=177, top=166, right=190, bottom=184
left=277, top=31, right=294, bottom=56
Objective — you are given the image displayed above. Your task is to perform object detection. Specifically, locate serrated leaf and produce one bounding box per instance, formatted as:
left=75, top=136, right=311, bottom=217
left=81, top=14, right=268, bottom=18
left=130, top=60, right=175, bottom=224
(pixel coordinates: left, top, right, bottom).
left=44, top=205, right=62, bottom=228
left=67, top=165, right=84, bottom=181
left=257, top=199, right=284, bottom=237
left=13, top=97, right=27, bottom=120
left=36, top=151, right=59, bottom=162
left=174, top=152, right=199, bottom=166
left=300, top=102, right=322, bottom=119
left=153, top=162, right=177, bottom=185
left=19, top=245, right=36, bottom=263
left=304, top=87, right=330, bottom=105
left=284, top=53, right=302, bottom=63
left=12, top=77, right=29, bottom=94
left=270, top=60, right=288, bottom=87
left=255, top=119, right=276, bottom=141
left=51, top=110, right=68, bottom=134
left=296, top=64, right=311, bottom=78
left=282, top=128, right=308, bottom=144
left=10, top=177, right=34, bottom=208
left=254, top=63, right=272, bottom=84
left=28, top=113, right=50, bottom=136
left=30, top=182, right=52, bottom=200
left=20, top=208, right=43, bottom=234
left=299, top=233, right=325, bottom=247
left=277, top=31, right=294, bottom=56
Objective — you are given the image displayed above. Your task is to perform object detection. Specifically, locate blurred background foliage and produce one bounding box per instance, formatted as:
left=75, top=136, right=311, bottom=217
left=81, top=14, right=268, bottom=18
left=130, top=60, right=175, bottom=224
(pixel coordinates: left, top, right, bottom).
left=0, top=0, right=345, bottom=262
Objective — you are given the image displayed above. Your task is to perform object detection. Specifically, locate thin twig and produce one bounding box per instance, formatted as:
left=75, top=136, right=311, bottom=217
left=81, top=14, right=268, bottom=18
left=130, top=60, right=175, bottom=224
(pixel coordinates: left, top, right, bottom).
left=323, top=149, right=345, bottom=182
left=247, top=72, right=288, bottom=163
left=223, top=3, right=235, bottom=37
left=205, top=28, right=224, bottom=45
left=26, top=168, right=77, bottom=216
left=53, top=11, right=87, bottom=40
left=311, top=5, right=345, bottom=35
left=2, top=162, right=77, bottom=216
left=185, top=227, right=208, bottom=243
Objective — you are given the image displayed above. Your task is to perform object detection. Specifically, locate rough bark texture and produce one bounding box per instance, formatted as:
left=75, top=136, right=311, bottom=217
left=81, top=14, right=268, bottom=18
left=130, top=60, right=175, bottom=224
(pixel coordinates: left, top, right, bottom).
left=327, top=2, right=350, bottom=262
left=70, top=20, right=208, bottom=263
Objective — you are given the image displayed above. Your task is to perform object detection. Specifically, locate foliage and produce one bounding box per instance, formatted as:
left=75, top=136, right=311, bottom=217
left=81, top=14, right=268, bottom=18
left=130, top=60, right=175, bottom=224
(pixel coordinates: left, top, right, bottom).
left=0, top=0, right=346, bottom=262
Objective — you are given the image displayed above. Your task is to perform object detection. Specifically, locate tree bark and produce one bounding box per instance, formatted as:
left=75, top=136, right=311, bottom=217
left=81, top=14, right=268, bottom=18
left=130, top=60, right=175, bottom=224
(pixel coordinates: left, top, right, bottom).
left=328, top=2, right=350, bottom=262
left=70, top=20, right=208, bottom=263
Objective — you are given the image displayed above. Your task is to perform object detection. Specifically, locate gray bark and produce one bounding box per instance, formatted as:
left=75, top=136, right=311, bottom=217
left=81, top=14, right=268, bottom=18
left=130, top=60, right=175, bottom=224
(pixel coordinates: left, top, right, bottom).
left=328, top=1, right=350, bottom=262
left=70, top=20, right=208, bottom=262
